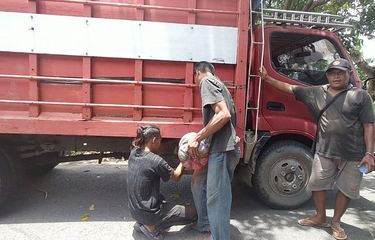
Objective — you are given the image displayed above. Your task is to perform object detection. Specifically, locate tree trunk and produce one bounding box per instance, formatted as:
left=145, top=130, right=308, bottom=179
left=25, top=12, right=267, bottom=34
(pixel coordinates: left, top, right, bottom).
left=307, top=0, right=330, bottom=12
left=302, top=0, right=313, bottom=11
left=283, top=0, right=294, bottom=10
left=352, top=53, right=375, bottom=99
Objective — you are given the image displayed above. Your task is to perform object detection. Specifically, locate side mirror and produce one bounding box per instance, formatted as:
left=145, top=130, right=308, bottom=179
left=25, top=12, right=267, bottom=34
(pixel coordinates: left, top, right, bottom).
left=363, top=77, right=375, bottom=90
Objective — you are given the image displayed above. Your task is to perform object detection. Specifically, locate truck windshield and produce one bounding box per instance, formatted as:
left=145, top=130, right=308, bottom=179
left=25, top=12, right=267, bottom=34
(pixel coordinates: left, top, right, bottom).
left=270, top=32, right=344, bottom=86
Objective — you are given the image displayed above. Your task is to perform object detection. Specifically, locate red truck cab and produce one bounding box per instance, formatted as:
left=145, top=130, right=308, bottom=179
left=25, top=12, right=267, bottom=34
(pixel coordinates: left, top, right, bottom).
left=242, top=24, right=360, bottom=209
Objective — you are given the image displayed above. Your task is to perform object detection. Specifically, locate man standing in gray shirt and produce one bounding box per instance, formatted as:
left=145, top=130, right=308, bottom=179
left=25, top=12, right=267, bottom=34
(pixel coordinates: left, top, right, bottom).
left=260, top=59, right=374, bottom=240
left=188, top=61, right=240, bottom=240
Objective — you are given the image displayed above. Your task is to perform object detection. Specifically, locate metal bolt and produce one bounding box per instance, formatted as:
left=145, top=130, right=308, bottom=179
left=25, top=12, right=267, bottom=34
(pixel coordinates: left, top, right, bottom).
left=298, top=175, right=303, bottom=180
left=282, top=183, right=287, bottom=187
left=292, top=184, right=297, bottom=189
left=280, top=171, right=286, bottom=176
left=291, top=166, right=296, bottom=171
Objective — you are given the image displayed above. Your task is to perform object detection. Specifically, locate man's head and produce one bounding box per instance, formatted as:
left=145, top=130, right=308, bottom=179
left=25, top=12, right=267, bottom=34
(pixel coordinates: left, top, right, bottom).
left=194, top=61, right=215, bottom=84
left=132, top=125, right=162, bottom=152
left=326, top=59, right=352, bottom=90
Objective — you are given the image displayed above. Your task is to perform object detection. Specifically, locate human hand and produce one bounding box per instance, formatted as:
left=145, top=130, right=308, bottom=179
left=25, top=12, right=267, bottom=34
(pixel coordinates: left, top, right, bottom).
left=258, top=66, right=268, bottom=80
left=359, top=153, right=375, bottom=173
left=187, top=138, right=200, bottom=159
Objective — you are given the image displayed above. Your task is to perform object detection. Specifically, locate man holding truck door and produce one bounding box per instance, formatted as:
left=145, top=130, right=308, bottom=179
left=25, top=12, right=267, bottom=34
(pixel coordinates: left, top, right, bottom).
left=259, top=58, right=374, bottom=240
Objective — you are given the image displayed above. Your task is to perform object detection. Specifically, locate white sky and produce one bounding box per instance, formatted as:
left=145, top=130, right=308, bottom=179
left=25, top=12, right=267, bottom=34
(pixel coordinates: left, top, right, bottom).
left=363, top=38, right=375, bottom=66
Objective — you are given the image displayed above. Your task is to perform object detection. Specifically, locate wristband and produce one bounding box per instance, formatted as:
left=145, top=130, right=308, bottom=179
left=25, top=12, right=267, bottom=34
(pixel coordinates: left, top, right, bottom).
left=365, top=152, right=375, bottom=159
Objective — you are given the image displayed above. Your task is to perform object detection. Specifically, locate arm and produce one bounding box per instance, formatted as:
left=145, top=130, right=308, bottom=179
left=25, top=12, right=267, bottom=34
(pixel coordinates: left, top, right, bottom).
left=196, top=100, right=231, bottom=142
left=188, top=100, right=231, bottom=158
left=170, top=162, right=184, bottom=182
left=360, top=123, right=375, bottom=173
left=259, top=66, right=295, bottom=95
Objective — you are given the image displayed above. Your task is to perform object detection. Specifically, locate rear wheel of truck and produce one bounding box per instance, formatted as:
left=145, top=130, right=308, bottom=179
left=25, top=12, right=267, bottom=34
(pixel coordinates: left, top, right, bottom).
left=24, top=152, right=59, bottom=176
left=26, top=162, right=59, bottom=176
left=253, top=140, right=313, bottom=209
left=0, top=148, right=18, bottom=207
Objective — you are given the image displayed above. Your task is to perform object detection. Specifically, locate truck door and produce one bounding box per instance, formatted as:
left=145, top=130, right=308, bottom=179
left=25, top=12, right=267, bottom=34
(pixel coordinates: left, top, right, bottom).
left=261, top=29, right=352, bottom=136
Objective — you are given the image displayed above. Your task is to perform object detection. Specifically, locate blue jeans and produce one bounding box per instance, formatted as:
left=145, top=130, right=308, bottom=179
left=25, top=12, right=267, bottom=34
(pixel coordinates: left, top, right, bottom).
left=191, top=147, right=240, bottom=240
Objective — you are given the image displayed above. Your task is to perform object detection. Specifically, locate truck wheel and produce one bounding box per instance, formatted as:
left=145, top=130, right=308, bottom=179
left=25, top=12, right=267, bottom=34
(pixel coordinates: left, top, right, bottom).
left=24, top=152, right=59, bottom=176
left=26, top=162, right=59, bottom=176
left=0, top=148, right=17, bottom=206
left=253, top=140, right=313, bottom=209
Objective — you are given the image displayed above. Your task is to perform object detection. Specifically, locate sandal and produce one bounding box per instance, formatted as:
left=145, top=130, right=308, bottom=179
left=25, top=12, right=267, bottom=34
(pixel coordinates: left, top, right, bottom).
left=133, top=222, right=142, bottom=232
left=139, top=224, right=164, bottom=240
left=331, top=224, right=347, bottom=240
left=297, top=217, right=331, bottom=228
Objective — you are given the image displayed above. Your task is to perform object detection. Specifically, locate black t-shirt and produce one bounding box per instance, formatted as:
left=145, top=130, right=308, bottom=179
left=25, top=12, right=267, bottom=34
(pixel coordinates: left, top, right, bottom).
left=127, top=148, right=173, bottom=225
left=293, top=84, right=374, bottom=161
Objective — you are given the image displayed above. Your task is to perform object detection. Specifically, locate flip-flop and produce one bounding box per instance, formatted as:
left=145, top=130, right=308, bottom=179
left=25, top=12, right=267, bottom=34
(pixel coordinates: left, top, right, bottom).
left=139, top=224, right=164, bottom=240
left=331, top=224, right=347, bottom=240
left=297, top=217, right=331, bottom=228
left=133, top=222, right=142, bottom=232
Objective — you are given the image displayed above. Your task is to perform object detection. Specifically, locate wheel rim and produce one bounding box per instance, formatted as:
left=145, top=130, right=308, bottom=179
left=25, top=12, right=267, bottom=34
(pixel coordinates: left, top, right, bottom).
left=269, top=158, right=309, bottom=196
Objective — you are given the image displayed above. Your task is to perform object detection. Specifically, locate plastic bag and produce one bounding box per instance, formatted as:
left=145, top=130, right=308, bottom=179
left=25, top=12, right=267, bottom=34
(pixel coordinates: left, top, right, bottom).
left=178, top=132, right=210, bottom=170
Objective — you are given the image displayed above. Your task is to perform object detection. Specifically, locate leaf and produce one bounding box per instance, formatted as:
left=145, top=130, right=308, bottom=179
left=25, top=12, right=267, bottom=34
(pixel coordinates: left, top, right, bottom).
left=80, top=213, right=90, bottom=221
left=89, top=204, right=95, bottom=211
left=36, top=188, right=48, bottom=199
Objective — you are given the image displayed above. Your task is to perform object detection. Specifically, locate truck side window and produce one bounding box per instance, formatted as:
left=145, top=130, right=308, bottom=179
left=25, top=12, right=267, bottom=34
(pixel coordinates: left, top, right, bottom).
left=270, top=32, right=343, bottom=86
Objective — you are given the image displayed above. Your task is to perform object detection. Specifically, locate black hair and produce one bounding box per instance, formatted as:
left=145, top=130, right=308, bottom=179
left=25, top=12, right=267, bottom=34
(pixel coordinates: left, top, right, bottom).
left=194, top=61, right=215, bottom=75
left=132, top=125, right=161, bottom=149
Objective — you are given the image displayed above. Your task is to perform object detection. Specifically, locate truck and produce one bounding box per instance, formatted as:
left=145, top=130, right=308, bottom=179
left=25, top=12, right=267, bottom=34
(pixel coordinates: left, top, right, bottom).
left=0, top=0, right=360, bottom=209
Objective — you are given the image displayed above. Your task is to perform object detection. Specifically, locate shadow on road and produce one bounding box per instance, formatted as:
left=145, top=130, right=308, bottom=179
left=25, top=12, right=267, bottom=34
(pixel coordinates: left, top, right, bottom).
left=0, top=161, right=374, bottom=240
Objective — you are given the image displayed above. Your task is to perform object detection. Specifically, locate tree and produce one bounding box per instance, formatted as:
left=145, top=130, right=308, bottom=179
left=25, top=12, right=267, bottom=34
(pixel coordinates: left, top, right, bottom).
left=263, top=0, right=375, bottom=99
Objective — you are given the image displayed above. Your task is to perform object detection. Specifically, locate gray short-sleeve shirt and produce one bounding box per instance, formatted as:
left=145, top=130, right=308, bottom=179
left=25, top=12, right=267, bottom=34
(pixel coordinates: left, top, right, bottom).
left=293, top=84, right=374, bottom=161
left=200, top=76, right=237, bottom=153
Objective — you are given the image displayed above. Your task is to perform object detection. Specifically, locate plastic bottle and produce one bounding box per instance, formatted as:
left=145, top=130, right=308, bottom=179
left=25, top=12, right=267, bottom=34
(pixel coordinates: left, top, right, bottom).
left=358, top=165, right=369, bottom=174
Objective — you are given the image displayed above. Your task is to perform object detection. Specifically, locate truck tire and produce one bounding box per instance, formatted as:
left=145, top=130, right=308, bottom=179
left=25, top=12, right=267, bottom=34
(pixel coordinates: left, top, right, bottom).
left=0, top=148, right=18, bottom=207
left=26, top=162, right=59, bottom=176
left=24, top=152, right=59, bottom=176
left=253, top=140, right=313, bottom=209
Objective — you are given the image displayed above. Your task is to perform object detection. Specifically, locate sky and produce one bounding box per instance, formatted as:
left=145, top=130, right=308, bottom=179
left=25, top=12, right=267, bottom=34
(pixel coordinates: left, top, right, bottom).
left=363, top=38, right=375, bottom=66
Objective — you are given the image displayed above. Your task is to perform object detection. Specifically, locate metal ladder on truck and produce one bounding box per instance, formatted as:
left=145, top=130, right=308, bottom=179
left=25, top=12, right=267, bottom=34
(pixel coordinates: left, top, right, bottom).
left=243, top=0, right=266, bottom=168
left=243, top=4, right=352, bottom=168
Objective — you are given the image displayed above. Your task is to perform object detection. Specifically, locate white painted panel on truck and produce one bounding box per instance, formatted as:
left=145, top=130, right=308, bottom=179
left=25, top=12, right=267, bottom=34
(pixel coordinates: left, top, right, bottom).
left=0, top=12, right=32, bottom=53
left=33, top=13, right=87, bottom=56
left=0, top=11, right=238, bottom=64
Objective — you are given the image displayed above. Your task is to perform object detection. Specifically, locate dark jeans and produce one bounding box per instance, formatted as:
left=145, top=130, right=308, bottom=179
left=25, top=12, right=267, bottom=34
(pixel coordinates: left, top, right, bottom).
left=134, top=201, right=197, bottom=231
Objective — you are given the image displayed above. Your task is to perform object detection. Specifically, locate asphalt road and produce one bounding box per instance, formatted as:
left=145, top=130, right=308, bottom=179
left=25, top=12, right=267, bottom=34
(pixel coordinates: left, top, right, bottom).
left=0, top=160, right=374, bottom=240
